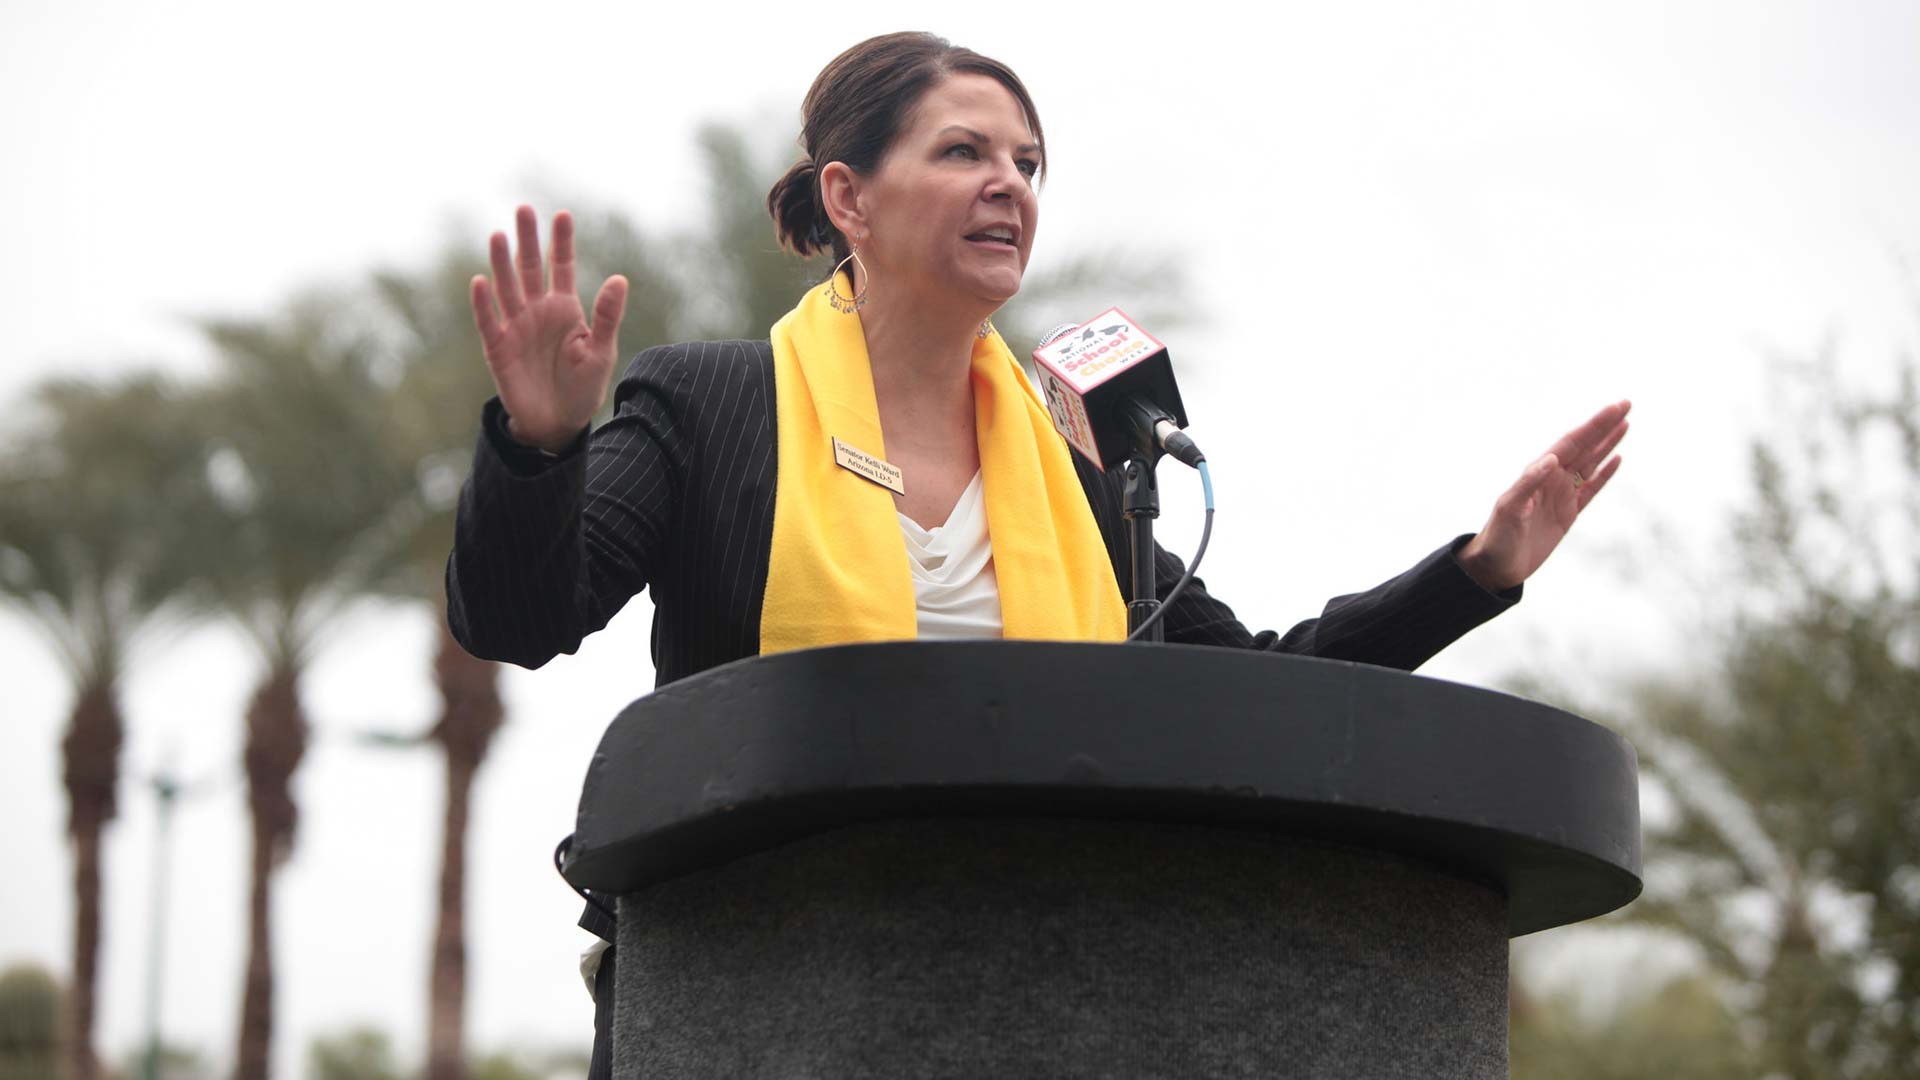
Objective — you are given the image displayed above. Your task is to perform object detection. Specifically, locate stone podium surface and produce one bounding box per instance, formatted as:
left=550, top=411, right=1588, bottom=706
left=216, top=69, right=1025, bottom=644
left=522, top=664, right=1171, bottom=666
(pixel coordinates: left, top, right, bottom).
left=562, top=642, right=1641, bottom=1079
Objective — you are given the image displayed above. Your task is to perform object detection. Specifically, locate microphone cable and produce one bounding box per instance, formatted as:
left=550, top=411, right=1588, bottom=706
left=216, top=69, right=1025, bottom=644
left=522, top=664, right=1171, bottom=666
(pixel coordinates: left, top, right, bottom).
left=1126, top=459, right=1214, bottom=642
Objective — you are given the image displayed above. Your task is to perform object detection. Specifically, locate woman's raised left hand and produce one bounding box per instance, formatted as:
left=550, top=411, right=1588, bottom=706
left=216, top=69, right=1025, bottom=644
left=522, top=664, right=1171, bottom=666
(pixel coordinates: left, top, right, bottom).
left=1454, top=400, right=1631, bottom=593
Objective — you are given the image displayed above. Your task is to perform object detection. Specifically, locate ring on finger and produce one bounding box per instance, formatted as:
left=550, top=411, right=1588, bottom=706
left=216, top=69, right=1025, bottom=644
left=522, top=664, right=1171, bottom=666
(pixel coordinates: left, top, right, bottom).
left=1567, top=468, right=1587, bottom=488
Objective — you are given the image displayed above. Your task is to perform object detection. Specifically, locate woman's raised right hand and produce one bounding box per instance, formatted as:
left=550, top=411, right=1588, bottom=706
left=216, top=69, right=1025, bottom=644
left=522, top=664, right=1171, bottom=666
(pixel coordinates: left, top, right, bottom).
left=469, top=205, right=628, bottom=453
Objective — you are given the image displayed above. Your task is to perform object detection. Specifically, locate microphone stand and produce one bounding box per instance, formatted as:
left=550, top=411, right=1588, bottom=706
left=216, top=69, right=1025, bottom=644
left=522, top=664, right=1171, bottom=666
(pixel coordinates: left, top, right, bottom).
left=1122, top=446, right=1163, bottom=642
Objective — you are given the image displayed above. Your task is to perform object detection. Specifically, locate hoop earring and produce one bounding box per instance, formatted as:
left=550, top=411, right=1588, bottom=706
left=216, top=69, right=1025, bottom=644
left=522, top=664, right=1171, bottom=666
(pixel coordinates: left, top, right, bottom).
left=977, top=319, right=995, bottom=340
left=824, top=245, right=869, bottom=314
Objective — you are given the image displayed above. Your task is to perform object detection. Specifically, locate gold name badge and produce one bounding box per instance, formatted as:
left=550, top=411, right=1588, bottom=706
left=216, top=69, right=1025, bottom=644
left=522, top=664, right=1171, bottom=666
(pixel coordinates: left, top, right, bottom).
left=832, top=436, right=906, bottom=496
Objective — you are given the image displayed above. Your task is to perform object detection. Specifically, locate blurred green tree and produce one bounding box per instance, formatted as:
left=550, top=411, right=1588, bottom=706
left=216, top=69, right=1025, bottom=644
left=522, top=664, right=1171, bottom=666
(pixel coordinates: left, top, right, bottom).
left=681, top=122, right=832, bottom=341
left=1512, top=338, right=1920, bottom=1078
left=1509, top=971, right=1751, bottom=1079
left=123, top=1043, right=215, bottom=1080
left=307, top=1027, right=404, bottom=1080
left=192, top=292, right=421, bottom=1080
left=466, top=1049, right=544, bottom=1080
left=0, top=378, right=207, bottom=1080
left=0, top=964, right=62, bottom=1080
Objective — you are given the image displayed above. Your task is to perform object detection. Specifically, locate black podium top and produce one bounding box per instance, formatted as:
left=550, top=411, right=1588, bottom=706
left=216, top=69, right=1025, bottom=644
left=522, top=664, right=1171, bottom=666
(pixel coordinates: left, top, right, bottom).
left=563, top=642, right=1640, bottom=936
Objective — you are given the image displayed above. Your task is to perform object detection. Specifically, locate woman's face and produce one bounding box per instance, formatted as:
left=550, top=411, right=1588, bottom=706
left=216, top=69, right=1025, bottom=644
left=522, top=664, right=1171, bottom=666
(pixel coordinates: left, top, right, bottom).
left=853, top=73, right=1041, bottom=312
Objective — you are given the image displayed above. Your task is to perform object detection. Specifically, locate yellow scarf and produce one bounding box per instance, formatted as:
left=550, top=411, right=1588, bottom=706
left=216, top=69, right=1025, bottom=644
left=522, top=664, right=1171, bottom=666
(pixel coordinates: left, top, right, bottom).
left=760, top=285, right=1127, bottom=654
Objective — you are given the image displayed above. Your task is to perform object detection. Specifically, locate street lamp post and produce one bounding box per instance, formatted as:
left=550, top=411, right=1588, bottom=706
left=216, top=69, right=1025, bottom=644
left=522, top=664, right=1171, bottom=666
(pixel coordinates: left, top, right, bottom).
left=140, top=770, right=180, bottom=1080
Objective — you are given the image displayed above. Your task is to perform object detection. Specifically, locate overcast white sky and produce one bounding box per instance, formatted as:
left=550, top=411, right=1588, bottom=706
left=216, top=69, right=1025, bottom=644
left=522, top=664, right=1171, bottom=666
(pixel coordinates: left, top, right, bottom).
left=4, top=1, right=1918, bottom=1076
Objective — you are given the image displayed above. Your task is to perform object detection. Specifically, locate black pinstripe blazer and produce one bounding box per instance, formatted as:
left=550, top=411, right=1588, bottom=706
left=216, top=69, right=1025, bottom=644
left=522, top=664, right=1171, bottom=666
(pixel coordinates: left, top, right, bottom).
left=446, top=339, right=1517, bottom=685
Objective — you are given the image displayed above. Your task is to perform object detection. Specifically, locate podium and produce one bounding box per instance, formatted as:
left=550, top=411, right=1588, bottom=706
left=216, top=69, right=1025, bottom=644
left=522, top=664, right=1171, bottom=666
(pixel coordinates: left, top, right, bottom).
left=561, top=642, right=1640, bottom=1079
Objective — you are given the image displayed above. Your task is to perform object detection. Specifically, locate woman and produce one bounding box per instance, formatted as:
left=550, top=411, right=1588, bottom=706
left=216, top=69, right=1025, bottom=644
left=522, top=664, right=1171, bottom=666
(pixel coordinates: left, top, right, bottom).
left=449, top=30, right=1627, bottom=1075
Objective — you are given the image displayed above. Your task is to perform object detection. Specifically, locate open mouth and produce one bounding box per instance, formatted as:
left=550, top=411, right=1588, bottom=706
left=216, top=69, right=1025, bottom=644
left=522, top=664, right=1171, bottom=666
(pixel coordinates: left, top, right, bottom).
left=965, top=228, right=1019, bottom=249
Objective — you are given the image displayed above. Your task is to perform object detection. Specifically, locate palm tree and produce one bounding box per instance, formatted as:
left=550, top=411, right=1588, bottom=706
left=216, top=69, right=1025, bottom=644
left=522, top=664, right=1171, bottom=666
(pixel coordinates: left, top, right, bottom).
left=368, top=211, right=683, bottom=1080
left=193, top=293, right=419, bottom=1080
left=0, top=376, right=208, bottom=1080
left=370, top=245, right=511, bottom=1080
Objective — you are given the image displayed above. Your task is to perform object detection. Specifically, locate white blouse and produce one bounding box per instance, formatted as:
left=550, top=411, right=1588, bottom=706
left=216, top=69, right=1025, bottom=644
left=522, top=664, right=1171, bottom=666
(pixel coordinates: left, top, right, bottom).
left=897, top=469, right=1004, bottom=640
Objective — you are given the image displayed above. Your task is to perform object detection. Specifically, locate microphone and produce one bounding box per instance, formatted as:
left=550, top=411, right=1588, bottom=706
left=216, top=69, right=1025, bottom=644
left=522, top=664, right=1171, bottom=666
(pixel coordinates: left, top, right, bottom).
left=1033, top=310, right=1204, bottom=471
left=1034, top=311, right=1216, bottom=643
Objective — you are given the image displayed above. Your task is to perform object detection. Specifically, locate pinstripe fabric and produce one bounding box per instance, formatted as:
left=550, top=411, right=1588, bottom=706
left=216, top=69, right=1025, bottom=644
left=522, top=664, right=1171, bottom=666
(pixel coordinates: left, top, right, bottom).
left=448, top=340, right=777, bottom=686
left=446, top=339, right=1519, bottom=1079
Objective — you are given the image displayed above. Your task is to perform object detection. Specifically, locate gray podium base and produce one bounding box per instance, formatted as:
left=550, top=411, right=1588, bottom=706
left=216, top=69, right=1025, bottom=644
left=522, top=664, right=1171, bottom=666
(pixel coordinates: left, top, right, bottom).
left=614, top=818, right=1507, bottom=1079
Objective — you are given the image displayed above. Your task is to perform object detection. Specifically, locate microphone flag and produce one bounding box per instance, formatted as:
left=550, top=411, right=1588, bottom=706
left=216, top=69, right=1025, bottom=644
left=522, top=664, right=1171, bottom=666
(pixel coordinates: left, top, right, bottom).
left=1032, top=308, right=1189, bottom=472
